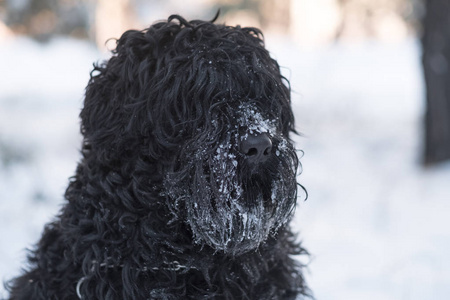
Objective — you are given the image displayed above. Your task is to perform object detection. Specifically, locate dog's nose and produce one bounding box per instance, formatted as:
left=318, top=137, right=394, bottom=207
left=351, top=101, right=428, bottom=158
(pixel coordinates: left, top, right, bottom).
left=240, top=132, right=272, bottom=163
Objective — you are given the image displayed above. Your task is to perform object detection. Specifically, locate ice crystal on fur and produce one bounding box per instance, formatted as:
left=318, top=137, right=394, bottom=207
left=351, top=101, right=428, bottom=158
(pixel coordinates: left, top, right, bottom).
left=238, top=103, right=277, bottom=138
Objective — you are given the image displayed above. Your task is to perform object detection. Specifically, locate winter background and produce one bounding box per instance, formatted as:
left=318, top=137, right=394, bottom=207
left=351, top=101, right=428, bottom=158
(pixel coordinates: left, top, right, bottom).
left=1, top=1, right=450, bottom=299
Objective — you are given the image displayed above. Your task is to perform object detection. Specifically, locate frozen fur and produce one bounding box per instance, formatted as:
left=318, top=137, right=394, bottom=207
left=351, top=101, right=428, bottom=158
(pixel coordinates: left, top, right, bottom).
left=7, top=14, right=309, bottom=299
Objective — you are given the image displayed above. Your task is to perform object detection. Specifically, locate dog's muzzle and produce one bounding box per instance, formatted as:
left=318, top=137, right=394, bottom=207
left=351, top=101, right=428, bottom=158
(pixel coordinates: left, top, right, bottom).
left=163, top=113, right=298, bottom=256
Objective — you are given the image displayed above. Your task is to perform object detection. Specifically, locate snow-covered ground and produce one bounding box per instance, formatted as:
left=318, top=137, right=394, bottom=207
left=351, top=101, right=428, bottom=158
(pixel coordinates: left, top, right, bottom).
left=1, top=36, right=449, bottom=299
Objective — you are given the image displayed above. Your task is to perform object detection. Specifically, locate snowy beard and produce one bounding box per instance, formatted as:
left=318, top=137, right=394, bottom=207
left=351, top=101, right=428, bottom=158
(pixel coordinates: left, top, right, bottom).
left=163, top=106, right=299, bottom=256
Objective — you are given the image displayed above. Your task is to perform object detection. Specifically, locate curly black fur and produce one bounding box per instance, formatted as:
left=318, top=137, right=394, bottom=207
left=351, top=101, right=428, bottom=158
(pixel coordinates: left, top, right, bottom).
left=7, top=14, right=310, bottom=300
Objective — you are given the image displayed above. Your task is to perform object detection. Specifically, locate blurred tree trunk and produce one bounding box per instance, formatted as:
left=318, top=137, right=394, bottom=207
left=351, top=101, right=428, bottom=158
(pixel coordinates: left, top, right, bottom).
left=422, top=0, right=450, bottom=164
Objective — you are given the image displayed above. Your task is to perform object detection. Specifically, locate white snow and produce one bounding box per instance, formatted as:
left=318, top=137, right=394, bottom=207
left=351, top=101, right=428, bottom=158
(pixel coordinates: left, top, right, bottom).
left=1, top=35, right=449, bottom=300
left=267, top=37, right=450, bottom=300
left=0, top=37, right=100, bottom=297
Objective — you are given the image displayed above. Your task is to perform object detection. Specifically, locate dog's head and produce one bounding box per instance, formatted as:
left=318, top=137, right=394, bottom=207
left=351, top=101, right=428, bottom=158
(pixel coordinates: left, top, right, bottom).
left=80, top=14, right=302, bottom=256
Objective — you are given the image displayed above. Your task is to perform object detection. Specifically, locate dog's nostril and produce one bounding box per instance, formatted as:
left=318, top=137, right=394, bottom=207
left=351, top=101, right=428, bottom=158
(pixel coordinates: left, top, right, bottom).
left=240, top=133, right=272, bottom=162
left=247, top=148, right=258, bottom=156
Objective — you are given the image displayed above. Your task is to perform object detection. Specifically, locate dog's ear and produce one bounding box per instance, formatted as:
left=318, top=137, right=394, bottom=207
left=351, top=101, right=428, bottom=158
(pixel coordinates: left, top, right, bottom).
left=79, top=30, right=147, bottom=165
left=79, top=27, right=181, bottom=165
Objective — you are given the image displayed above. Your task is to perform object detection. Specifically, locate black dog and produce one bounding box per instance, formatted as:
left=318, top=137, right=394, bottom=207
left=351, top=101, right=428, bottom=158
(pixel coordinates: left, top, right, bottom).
left=7, top=14, right=309, bottom=299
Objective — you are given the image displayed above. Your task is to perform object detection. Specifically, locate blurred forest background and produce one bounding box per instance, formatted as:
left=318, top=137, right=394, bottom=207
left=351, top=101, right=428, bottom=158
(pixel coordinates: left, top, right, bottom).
left=0, top=0, right=423, bottom=45
left=1, top=1, right=450, bottom=300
